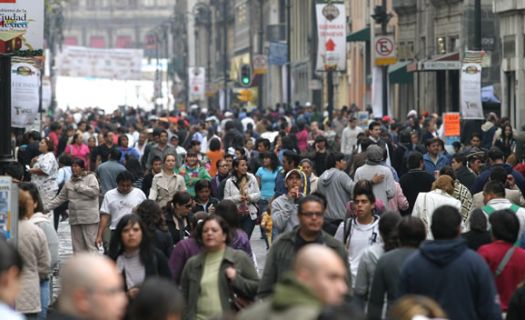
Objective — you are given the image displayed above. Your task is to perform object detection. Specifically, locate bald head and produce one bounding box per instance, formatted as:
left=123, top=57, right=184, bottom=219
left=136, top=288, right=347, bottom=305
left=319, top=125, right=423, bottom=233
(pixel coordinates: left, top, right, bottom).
left=59, top=253, right=127, bottom=320
left=293, top=244, right=348, bottom=305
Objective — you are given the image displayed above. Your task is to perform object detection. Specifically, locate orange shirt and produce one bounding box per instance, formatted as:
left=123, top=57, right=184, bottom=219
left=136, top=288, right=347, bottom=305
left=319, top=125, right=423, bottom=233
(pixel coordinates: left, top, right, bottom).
left=206, top=150, right=225, bottom=177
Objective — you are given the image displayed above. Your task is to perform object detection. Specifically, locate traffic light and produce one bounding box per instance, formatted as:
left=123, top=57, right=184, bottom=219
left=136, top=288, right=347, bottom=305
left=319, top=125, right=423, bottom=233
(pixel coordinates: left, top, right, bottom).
left=240, top=64, right=252, bottom=87
left=371, top=5, right=391, bottom=25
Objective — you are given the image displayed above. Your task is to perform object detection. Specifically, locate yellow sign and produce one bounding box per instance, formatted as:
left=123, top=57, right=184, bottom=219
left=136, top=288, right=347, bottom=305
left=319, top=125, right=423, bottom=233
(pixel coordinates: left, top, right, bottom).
left=375, top=57, right=398, bottom=66
left=238, top=89, right=254, bottom=102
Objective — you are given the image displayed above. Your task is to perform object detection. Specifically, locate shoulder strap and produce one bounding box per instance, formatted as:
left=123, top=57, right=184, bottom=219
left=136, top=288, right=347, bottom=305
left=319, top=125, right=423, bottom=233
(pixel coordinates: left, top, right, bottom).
left=482, top=205, right=496, bottom=215
left=343, top=218, right=353, bottom=247
left=495, top=246, right=516, bottom=277
left=510, top=204, right=521, bottom=214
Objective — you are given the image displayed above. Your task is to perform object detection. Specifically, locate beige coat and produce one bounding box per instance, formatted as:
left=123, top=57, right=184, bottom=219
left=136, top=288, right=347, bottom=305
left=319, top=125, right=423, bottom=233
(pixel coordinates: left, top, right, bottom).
left=148, top=171, right=187, bottom=208
left=46, top=172, right=100, bottom=225
left=16, top=220, right=50, bottom=314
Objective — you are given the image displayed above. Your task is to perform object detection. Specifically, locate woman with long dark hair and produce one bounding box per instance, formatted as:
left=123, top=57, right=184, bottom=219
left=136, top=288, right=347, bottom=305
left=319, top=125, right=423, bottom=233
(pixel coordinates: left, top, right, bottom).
left=135, top=200, right=173, bottom=257
left=125, top=155, right=144, bottom=189
left=165, top=191, right=193, bottom=246
left=494, top=124, right=516, bottom=159
left=215, top=200, right=253, bottom=257
left=109, top=214, right=171, bottom=299
left=224, top=157, right=261, bottom=238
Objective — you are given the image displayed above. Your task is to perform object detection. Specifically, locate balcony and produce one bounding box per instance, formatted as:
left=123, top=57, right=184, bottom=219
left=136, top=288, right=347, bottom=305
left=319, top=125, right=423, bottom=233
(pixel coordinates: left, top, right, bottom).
left=494, top=0, right=525, bottom=13
left=393, top=0, right=417, bottom=15
left=429, top=0, right=463, bottom=7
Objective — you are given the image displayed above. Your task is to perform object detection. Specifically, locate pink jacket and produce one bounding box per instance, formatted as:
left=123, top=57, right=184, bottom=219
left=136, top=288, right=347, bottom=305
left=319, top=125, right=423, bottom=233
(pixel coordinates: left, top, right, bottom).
left=65, top=143, right=90, bottom=169
left=388, top=182, right=409, bottom=214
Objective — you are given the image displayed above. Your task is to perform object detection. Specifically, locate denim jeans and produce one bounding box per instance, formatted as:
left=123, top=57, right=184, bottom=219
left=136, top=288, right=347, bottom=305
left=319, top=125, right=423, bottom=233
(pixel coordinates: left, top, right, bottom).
left=38, top=279, right=50, bottom=320
left=240, top=215, right=257, bottom=240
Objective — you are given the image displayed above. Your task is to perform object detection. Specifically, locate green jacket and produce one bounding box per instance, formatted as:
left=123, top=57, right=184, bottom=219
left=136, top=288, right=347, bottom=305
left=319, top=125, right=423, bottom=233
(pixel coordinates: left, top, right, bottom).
left=238, top=274, right=323, bottom=320
left=258, top=228, right=350, bottom=298
left=176, top=164, right=211, bottom=197
left=180, top=246, right=259, bottom=320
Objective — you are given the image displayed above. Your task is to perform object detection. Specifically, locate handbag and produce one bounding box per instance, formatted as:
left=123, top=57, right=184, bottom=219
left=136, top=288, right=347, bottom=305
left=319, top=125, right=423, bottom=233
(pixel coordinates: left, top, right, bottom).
left=227, top=280, right=254, bottom=311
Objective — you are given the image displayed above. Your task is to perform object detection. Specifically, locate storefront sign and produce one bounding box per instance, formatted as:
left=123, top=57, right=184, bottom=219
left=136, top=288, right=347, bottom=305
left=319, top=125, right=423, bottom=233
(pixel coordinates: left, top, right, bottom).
left=443, top=113, right=461, bottom=137
left=460, top=63, right=484, bottom=119
left=315, top=1, right=346, bottom=71
left=0, top=0, right=44, bottom=54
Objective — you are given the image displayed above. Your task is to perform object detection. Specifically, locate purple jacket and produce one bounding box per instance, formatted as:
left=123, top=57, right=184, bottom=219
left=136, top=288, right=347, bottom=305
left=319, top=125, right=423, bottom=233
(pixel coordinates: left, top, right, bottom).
left=169, top=237, right=202, bottom=285
left=169, top=229, right=253, bottom=284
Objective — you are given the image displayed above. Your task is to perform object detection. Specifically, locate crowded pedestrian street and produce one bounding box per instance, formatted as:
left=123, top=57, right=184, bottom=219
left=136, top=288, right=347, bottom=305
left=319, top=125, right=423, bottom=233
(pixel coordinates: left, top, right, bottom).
left=3, top=1, right=525, bottom=320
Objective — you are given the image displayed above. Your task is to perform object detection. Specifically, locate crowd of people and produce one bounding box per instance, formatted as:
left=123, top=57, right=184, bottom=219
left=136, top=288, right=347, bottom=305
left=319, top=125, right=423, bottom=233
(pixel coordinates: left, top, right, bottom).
left=2, top=104, right=525, bottom=320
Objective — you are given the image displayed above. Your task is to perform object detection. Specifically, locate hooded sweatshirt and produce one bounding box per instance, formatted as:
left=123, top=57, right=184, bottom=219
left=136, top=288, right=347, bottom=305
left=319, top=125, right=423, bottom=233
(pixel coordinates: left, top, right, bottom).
left=399, top=239, right=502, bottom=320
left=317, top=168, right=355, bottom=220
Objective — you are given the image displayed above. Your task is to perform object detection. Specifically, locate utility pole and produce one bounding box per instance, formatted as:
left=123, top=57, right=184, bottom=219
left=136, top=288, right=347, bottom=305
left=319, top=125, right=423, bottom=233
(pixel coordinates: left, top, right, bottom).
left=286, top=0, right=292, bottom=108
left=0, top=55, right=13, bottom=173
left=222, top=0, right=228, bottom=111
left=372, top=2, right=391, bottom=117
left=381, top=0, right=388, bottom=117
left=258, top=0, right=264, bottom=113
left=473, top=0, right=481, bottom=51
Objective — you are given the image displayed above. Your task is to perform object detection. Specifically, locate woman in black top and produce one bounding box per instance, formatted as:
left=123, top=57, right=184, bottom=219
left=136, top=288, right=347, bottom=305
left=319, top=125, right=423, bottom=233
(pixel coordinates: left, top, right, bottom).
left=165, top=191, right=193, bottom=246
left=461, top=209, right=491, bottom=250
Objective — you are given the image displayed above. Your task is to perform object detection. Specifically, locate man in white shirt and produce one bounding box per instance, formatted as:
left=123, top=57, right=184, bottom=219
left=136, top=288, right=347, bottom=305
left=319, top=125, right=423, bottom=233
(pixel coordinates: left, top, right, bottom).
left=335, top=182, right=380, bottom=286
left=95, top=171, right=146, bottom=247
left=340, top=117, right=363, bottom=155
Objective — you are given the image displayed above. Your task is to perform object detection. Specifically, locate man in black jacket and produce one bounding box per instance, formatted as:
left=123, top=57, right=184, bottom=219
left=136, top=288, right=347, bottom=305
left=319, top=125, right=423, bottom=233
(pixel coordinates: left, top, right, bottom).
left=399, top=151, right=435, bottom=215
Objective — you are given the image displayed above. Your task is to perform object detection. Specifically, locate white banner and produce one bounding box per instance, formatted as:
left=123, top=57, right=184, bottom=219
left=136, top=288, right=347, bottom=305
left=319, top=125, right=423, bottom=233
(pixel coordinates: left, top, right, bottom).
left=188, top=67, right=206, bottom=101
left=315, top=2, right=346, bottom=71
left=11, top=62, right=40, bottom=128
left=57, top=46, right=143, bottom=80
left=460, top=63, right=484, bottom=119
left=0, top=0, right=44, bottom=53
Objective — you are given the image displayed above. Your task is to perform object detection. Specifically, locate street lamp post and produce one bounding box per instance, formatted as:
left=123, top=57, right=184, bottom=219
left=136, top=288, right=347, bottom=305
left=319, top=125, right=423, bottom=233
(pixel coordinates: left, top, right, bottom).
left=0, top=55, right=13, bottom=172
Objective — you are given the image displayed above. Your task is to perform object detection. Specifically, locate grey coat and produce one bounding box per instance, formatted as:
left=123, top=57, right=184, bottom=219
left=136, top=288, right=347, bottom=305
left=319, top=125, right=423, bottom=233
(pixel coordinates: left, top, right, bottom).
left=46, top=173, right=100, bottom=225
left=271, top=194, right=299, bottom=234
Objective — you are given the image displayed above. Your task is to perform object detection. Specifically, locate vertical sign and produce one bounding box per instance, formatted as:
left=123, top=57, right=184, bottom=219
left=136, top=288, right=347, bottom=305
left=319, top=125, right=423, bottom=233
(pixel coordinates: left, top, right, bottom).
left=0, top=176, right=18, bottom=241
left=0, top=0, right=44, bottom=54
left=460, top=63, right=484, bottom=119
left=188, top=67, right=206, bottom=101
left=374, top=35, right=397, bottom=65
left=315, top=1, right=346, bottom=71
left=11, top=60, right=40, bottom=128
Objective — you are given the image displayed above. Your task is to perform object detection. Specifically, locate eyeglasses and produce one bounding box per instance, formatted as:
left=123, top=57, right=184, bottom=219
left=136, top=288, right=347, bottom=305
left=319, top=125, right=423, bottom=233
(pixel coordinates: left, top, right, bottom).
left=300, top=211, right=324, bottom=218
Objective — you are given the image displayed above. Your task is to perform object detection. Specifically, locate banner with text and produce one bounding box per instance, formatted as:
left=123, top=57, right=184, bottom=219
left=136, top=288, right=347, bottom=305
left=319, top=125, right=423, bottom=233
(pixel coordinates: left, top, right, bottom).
left=315, top=1, right=346, bottom=71
left=460, top=63, right=484, bottom=119
left=0, top=0, right=44, bottom=54
left=11, top=58, right=40, bottom=128
left=57, top=46, right=143, bottom=80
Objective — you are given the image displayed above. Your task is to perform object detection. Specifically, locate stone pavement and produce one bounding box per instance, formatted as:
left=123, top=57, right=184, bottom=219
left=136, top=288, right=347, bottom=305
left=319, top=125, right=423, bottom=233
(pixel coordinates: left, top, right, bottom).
left=52, top=220, right=269, bottom=299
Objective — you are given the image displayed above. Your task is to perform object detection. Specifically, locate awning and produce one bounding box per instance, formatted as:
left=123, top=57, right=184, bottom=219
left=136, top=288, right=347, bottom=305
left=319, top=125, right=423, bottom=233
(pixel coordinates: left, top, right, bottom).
left=347, top=27, right=370, bottom=42
left=389, top=61, right=413, bottom=84
left=407, top=51, right=461, bottom=72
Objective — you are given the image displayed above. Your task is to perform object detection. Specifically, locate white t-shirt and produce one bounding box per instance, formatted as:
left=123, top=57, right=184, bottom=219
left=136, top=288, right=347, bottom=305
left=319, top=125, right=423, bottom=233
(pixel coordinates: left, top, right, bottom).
left=348, top=219, right=380, bottom=287
left=100, top=188, right=147, bottom=230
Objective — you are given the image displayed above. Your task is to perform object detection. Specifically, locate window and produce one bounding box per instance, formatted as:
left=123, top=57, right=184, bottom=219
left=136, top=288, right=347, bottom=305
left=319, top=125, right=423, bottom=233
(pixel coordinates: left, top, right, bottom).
left=437, top=37, right=446, bottom=55
left=116, top=35, right=133, bottom=48
left=63, top=36, right=78, bottom=46
left=89, top=36, right=106, bottom=48
left=449, top=36, right=459, bottom=52
left=503, top=35, right=515, bottom=59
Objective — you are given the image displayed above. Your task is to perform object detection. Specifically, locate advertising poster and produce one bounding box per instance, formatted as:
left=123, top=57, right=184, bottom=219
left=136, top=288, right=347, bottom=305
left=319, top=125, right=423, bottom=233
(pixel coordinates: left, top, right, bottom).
left=315, top=1, right=346, bottom=71
left=188, top=67, right=206, bottom=102
left=0, top=176, right=17, bottom=241
left=0, top=0, right=44, bottom=54
left=460, top=63, right=484, bottom=119
left=11, top=59, right=40, bottom=128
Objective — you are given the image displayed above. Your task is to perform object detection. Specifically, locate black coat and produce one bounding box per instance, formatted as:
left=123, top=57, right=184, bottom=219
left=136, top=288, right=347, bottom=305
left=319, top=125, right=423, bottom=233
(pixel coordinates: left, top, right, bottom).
left=399, top=169, right=435, bottom=215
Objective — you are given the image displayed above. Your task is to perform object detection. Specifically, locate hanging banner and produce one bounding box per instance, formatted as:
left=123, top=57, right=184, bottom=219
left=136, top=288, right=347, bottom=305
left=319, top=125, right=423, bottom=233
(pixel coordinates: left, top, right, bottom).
left=188, top=66, right=206, bottom=102
left=0, top=176, right=18, bottom=241
left=0, top=0, right=44, bottom=54
left=315, top=1, right=346, bottom=71
left=460, top=63, right=484, bottom=119
left=11, top=60, right=40, bottom=128
left=56, top=46, right=143, bottom=80
left=268, top=42, right=287, bottom=65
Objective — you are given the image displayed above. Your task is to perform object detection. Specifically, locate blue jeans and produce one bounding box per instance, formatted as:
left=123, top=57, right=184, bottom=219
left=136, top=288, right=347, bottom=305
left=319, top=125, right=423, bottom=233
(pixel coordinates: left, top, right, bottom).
left=38, top=279, right=50, bottom=320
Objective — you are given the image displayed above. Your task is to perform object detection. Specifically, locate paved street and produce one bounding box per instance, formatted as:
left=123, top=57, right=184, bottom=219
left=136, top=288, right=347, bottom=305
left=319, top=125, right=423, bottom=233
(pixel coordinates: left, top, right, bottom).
left=52, top=219, right=268, bottom=299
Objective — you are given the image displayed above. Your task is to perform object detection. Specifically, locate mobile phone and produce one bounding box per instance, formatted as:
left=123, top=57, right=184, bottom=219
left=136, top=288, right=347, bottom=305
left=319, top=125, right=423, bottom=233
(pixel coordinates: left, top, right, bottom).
left=25, top=165, right=30, bottom=171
